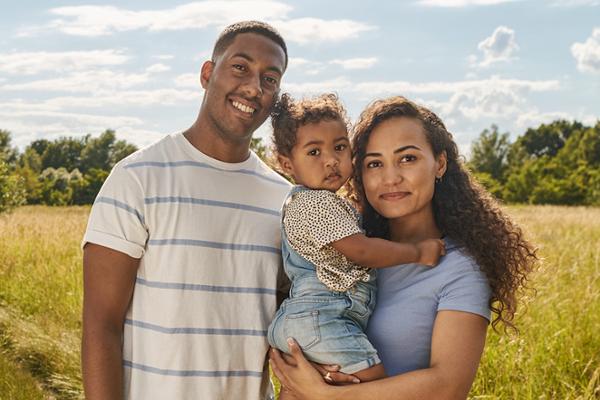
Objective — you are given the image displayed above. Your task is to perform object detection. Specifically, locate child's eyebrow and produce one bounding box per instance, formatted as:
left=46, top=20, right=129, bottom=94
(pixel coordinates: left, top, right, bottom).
left=302, top=140, right=324, bottom=148
left=334, top=136, right=350, bottom=143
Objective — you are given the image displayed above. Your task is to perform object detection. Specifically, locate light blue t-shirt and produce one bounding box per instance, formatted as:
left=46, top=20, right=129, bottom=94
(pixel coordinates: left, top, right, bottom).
left=366, top=240, right=491, bottom=376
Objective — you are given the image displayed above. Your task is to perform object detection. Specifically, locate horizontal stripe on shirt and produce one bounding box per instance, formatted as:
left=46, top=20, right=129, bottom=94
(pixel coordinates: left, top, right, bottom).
left=144, top=196, right=280, bottom=217
left=124, top=160, right=287, bottom=186
left=125, top=319, right=266, bottom=336
left=123, top=360, right=264, bottom=377
left=136, top=277, right=277, bottom=295
left=94, top=196, right=144, bottom=224
left=147, top=238, right=280, bottom=254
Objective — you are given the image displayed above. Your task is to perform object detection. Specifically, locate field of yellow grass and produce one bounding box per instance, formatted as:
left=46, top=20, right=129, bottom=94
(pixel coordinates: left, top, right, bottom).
left=0, top=205, right=598, bottom=399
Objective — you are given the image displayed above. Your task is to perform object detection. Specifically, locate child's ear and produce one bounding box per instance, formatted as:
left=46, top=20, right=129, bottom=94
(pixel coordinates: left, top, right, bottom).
left=277, top=154, right=295, bottom=178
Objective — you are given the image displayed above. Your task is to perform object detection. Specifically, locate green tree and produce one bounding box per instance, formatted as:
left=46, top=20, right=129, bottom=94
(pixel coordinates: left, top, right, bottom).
left=79, top=130, right=137, bottom=172
left=468, top=125, right=510, bottom=182
left=0, top=160, right=26, bottom=213
left=39, top=167, right=74, bottom=206
left=40, top=136, right=86, bottom=171
left=0, top=130, right=19, bottom=166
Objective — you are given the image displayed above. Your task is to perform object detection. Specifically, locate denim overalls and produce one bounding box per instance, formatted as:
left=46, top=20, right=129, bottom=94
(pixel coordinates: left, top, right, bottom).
left=267, top=186, right=381, bottom=374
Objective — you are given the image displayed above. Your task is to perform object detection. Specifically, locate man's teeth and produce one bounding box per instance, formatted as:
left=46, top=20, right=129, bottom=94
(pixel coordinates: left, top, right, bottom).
left=232, top=101, right=255, bottom=114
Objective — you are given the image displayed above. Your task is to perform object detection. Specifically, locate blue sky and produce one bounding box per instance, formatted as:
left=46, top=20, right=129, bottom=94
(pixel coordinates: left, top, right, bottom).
left=1, top=0, right=599, bottom=154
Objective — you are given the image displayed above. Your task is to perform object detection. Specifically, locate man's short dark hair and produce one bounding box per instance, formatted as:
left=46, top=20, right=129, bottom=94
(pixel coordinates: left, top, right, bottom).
left=212, top=21, right=288, bottom=70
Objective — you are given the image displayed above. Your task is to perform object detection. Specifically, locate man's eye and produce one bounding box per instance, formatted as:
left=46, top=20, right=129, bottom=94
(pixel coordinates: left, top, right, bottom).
left=264, top=76, right=278, bottom=86
left=233, top=64, right=246, bottom=71
left=308, top=149, right=320, bottom=156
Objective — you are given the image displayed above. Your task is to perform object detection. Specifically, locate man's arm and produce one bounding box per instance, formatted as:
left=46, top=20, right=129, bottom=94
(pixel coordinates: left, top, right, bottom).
left=82, top=243, right=140, bottom=399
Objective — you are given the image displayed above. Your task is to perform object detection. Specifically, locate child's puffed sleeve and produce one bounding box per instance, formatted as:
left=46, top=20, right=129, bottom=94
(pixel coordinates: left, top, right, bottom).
left=81, top=161, right=148, bottom=258
left=284, top=190, right=362, bottom=250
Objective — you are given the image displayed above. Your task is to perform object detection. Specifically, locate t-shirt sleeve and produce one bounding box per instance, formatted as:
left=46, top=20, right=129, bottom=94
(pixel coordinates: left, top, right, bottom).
left=284, top=190, right=361, bottom=249
left=437, top=260, right=492, bottom=321
left=81, top=162, right=148, bottom=259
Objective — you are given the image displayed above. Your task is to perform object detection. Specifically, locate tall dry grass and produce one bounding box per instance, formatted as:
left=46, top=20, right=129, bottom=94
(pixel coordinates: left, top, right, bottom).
left=0, top=205, right=598, bottom=399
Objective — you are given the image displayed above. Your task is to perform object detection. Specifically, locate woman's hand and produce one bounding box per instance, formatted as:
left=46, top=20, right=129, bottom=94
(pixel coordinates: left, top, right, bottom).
left=270, top=338, right=349, bottom=399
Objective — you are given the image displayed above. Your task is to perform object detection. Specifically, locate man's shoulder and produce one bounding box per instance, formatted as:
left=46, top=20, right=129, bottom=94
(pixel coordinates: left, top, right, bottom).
left=114, top=133, right=180, bottom=170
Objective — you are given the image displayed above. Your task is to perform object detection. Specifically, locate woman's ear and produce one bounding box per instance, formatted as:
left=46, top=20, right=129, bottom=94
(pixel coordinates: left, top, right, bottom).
left=436, top=151, right=448, bottom=179
left=277, top=154, right=295, bottom=179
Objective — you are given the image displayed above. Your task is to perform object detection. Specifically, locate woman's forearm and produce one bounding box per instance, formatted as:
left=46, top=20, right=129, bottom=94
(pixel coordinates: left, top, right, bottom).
left=324, top=366, right=467, bottom=400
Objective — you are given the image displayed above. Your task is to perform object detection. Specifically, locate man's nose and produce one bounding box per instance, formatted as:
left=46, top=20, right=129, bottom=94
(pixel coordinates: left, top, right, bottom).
left=241, top=73, right=263, bottom=99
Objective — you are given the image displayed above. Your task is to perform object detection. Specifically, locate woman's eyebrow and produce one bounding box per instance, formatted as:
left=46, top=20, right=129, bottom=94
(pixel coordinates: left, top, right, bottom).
left=394, top=145, right=421, bottom=153
left=364, top=145, right=421, bottom=158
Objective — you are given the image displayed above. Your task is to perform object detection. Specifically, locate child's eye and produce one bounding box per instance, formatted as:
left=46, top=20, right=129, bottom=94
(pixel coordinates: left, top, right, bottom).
left=335, top=144, right=347, bottom=152
left=366, top=160, right=382, bottom=168
left=308, top=149, right=320, bottom=156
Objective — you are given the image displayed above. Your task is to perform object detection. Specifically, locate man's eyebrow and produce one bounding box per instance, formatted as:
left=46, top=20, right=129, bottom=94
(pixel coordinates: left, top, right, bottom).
left=230, top=52, right=283, bottom=75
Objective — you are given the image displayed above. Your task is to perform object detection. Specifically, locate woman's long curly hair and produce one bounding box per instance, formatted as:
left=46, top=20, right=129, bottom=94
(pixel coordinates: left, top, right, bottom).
left=350, top=96, right=537, bottom=331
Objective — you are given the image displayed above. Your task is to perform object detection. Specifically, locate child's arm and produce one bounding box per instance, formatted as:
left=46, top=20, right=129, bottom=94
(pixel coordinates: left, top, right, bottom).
left=330, top=234, right=445, bottom=269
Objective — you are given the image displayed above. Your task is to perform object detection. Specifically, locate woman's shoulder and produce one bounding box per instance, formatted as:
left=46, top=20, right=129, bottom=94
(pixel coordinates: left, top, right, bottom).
left=438, top=240, right=486, bottom=278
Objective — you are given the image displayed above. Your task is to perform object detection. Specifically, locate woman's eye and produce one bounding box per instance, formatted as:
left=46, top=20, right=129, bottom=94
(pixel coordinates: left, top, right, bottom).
left=308, top=149, right=320, bottom=156
left=366, top=160, right=381, bottom=168
left=400, top=154, right=417, bottom=163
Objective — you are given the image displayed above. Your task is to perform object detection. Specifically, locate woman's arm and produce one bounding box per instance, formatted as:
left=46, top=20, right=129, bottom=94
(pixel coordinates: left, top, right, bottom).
left=270, top=310, right=488, bottom=400
left=330, top=234, right=445, bottom=268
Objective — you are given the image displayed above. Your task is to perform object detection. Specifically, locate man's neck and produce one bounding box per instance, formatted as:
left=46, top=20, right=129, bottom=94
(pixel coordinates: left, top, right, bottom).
left=184, top=118, right=251, bottom=164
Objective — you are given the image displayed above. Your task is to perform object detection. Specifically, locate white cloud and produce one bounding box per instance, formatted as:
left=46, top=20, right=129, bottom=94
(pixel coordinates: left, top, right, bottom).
left=174, top=73, right=200, bottom=88
left=45, top=2, right=292, bottom=36
left=1, top=70, right=150, bottom=93
left=287, top=58, right=327, bottom=75
left=273, top=18, right=376, bottom=45
left=571, top=28, right=600, bottom=73
left=550, top=0, right=600, bottom=6
left=416, top=0, right=520, bottom=6
left=27, top=3, right=377, bottom=45
left=0, top=50, right=129, bottom=75
left=154, top=54, right=175, bottom=60
left=146, top=63, right=171, bottom=73
left=329, top=57, right=378, bottom=70
left=470, top=26, right=519, bottom=68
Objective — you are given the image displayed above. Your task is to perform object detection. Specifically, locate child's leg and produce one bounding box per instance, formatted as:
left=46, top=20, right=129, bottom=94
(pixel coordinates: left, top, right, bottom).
left=350, top=363, right=386, bottom=383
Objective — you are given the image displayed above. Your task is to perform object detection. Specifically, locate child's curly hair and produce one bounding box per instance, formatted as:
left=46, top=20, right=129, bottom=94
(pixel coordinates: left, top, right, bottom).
left=271, top=93, right=349, bottom=157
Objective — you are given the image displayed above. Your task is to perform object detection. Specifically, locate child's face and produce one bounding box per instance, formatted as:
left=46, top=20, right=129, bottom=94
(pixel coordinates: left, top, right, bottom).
left=279, top=119, right=353, bottom=192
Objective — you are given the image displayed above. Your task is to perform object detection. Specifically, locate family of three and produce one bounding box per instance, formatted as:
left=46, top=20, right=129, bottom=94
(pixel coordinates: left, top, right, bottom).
left=81, top=21, right=537, bottom=399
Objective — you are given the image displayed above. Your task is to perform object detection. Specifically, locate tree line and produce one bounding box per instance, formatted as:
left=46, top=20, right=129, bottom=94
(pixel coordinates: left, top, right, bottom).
left=1, top=118, right=599, bottom=213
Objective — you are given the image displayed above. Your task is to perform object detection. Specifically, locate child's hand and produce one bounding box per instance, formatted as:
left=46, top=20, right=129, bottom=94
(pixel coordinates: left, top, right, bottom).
left=416, top=239, right=446, bottom=267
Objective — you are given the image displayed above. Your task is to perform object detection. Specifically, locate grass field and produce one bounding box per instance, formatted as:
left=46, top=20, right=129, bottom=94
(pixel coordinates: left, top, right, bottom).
left=0, top=205, right=598, bottom=399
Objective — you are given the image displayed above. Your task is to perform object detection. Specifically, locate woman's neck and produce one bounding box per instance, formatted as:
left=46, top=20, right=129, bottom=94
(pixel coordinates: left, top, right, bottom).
left=388, top=204, right=442, bottom=243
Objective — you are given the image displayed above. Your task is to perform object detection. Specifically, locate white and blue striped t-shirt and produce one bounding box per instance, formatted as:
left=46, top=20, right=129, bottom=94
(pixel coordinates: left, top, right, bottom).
left=82, top=132, right=291, bottom=399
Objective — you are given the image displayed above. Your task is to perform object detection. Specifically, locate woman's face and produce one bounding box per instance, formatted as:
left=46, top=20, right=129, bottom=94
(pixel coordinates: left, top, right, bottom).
left=361, top=116, right=446, bottom=221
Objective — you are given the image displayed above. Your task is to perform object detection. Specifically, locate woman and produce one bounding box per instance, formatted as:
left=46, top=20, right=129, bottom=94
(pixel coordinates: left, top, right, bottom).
left=270, top=96, right=537, bottom=399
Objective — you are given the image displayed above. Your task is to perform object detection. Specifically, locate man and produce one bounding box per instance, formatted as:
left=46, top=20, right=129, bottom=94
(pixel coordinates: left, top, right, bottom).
left=82, top=21, right=290, bottom=399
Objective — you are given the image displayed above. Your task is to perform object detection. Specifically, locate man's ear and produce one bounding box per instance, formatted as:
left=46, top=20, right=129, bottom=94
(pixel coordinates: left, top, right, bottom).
left=277, top=154, right=295, bottom=179
left=200, top=60, right=214, bottom=89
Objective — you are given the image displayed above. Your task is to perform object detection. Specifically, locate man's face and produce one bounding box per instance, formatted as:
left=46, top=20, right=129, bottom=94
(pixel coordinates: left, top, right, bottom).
left=201, top=33, right=286, bottom=142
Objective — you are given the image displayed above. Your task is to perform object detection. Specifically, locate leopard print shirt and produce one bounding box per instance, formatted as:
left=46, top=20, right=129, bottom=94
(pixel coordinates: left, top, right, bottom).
left=283, top=189, right=372, bottom=292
